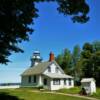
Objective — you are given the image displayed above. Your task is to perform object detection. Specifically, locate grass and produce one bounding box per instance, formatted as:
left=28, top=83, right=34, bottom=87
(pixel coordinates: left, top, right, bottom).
left=90, top=87, right=100, bottom=99
left=56, top=87, right=81, bottom=94
left=57, top=87, right=100, bottom=99
left=0, top=88, right=90, bottom=100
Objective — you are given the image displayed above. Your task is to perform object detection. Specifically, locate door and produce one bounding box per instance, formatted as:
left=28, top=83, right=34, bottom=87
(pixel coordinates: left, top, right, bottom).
left=43, top=78, right=47, bottom=85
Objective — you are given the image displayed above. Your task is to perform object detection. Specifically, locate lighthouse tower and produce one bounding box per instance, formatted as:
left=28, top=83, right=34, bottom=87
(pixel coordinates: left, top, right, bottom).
left=31, top=51, right=42, bottom=67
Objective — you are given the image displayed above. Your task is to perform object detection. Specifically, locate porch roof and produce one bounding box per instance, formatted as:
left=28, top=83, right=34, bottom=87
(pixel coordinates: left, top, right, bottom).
left=43, top=73, right=73, bottom=79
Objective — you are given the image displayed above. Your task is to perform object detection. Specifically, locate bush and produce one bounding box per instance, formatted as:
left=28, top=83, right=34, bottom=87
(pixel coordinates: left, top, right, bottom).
left=37, top=85, right=43, bottom=90
left=79, top=88, right=87, bottom=95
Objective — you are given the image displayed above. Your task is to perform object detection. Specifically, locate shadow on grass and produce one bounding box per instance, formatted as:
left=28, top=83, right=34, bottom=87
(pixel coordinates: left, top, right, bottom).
left=0, top=92, right=24, bottom=100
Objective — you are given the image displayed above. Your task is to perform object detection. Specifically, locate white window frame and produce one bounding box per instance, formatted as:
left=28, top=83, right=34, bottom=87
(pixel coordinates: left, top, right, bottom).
left=56, top=67, right=59, bottom=73
left=68, top=78, right=72, bottom=86
left=64, top=79, right=66, bottom=85
left=53, top=79, right=60, bottom=85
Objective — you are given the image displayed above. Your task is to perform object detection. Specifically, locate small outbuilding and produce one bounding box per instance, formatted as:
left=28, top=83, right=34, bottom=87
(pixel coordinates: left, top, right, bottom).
left=81, top=78, right=96, bottom=95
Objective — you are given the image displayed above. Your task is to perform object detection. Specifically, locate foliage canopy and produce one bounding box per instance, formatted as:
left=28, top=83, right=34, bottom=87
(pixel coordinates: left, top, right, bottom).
left=0, top=0, right=89, bottom=64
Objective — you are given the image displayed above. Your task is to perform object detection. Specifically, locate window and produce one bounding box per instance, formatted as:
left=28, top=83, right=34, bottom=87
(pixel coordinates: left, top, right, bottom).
left=56, top=67, right=59, bottom=73
left=64, top=79, right=66, bottom=85
left=53, top=79, right=60, bottom=85
left=48, top=66, right=51, bottom=72
left=68, top=79, right=72, bottom=86
left=33, top=75, right=36, bottom=83
left=28, top=76, right=31, bottom=83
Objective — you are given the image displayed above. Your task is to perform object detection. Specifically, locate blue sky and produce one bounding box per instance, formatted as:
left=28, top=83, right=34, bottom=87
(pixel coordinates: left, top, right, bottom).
left=0, top=1, right=100, bottom=83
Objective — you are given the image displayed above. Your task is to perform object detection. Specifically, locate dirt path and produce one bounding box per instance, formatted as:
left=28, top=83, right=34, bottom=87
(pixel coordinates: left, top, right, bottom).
left=31, top=90, right=99, bottom=100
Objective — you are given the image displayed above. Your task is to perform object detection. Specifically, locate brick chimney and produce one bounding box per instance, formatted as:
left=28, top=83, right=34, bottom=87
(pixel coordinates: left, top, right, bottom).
left=49, top=52, right=55, bottom=62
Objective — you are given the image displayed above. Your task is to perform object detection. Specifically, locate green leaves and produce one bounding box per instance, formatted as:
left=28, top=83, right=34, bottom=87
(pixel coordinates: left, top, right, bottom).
left=0, top=0, right=90, bottom=64
left=55, top=48, right=73, bottom=74
left=57, top=0, right=90, bottom=23
left=0, top=0, right=38, bottom=64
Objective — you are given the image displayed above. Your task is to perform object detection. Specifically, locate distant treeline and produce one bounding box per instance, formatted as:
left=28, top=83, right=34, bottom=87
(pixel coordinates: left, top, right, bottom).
left=56, top=41, right=100, bottom=86
left=0, top=83, right=21, bottom=86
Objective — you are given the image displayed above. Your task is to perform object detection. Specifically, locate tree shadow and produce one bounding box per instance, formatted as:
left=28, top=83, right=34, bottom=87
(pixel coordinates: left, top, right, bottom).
left=0, top=92, right=24, bottom=100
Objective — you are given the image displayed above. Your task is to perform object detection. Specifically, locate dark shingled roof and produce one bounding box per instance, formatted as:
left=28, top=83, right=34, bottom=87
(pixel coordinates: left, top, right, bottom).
left=21, top=61, right=50, bottom=76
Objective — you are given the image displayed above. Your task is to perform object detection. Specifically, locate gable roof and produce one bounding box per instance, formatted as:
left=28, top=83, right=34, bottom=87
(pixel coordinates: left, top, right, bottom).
left=21, top=61, right=64, bottom=76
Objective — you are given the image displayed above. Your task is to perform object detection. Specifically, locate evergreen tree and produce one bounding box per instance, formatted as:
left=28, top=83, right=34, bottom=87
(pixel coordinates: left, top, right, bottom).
left=72, top=45, right=82, bottom=85
left=56, top=48, right=73, bottom=75
left=81, top=42, right=100, bottom=86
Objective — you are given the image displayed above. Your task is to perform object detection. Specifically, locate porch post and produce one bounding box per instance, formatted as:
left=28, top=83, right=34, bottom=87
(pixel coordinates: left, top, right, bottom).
left=38, top=75, right=42, bottom=86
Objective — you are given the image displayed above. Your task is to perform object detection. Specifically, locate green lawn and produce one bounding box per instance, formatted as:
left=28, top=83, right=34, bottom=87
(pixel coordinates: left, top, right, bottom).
left=0, top=88, right=89, bottom=100
left=57, top=87, right=81, bottom=94
left=57, top=87, right=100, bottom=99
left=91, top=88, right=100, bottom=99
